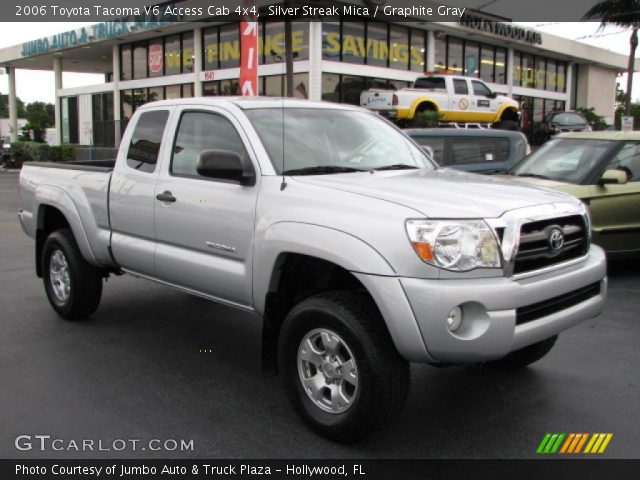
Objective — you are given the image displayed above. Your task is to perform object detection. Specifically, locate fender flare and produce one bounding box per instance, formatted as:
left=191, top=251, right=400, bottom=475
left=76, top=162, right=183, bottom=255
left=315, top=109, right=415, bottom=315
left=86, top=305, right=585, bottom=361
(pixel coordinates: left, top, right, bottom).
left=495, top=103, right=520, bottom=123
left=400, top=97, right=439, bottom=120
left=252, top=222, right=396, bottom=315
left=34, top=184, right=99, bottom=266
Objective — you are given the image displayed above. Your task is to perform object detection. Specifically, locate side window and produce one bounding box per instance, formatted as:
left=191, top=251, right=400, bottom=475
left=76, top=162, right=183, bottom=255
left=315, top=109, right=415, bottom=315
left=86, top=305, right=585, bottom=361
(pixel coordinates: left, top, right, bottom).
left=450, top=137, right=510, bottom=165
left=126, top=110, right=170, bottom=173
left=413, top=77, right=446, bottom=90
left=607, top=142, right=640, bottom=181
left=414, top=137, right=445, bottom=164
left=453, top=79, right=469, bottom=95
left=171, top=111, right=248, bottom=178
left=471, top=81, right=492, bottom=97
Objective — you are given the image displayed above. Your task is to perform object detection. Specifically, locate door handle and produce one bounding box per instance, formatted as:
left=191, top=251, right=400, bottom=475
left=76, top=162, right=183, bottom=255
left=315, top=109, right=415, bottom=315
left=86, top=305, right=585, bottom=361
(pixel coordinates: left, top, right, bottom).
left=156, top=191, right=176, bottom=203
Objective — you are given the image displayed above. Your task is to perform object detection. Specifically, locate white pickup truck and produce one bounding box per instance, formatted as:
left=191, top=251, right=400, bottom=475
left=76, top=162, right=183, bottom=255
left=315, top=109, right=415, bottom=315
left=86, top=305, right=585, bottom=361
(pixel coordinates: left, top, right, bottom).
left=361, top=74, right=520, bottom=128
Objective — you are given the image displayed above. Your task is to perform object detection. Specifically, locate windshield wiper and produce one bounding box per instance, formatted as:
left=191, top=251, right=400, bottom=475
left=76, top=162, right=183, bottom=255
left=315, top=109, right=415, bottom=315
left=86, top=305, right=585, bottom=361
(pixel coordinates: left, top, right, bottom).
left=283, top=166, right=365, bottom=176
left=515, top=173, right=553, bottom=180
left=372, top=164, right=420, bottom=171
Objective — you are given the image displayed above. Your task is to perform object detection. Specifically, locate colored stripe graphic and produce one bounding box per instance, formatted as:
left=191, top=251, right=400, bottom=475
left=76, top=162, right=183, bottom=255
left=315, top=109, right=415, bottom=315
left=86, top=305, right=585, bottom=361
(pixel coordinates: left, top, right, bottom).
left=538, top=433, right=613, bottom=454
left=537, top=433, right=565, bottom=454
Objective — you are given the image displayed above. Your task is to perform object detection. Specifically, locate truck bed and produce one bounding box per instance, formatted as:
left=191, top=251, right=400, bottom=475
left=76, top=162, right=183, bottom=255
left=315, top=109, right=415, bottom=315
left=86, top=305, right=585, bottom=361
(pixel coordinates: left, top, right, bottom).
left=18, top=161, right=116, bottom=269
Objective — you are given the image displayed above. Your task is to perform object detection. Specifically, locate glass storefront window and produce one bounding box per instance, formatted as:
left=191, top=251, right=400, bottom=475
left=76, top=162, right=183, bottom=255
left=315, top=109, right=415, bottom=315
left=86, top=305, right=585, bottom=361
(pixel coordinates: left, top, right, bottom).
left=165, top=35, right=181, bottom=76
left=121, top=90, right=133, bottom=122
left=366, top=22, right=388, bottom=67
left=389, top=24, right=409, bottom=70
left=464, top=41, right=479, bottom=77
left=410, top=29, right=426, bottom=73
left=434, top=35, right=446, bottom=72
left=342, top=21, right=365, bottom=64
left=521, top=54, right=534, bottom=88
left=264, top=75, right=284, bottom=96
left=293, top=73, right=309, bottom=99
left=121, top=45, right=132, bottom=81
left=557, top=62, right=567, bottom=92
left=203, top=27, right=218, bottom=71
left=545, top=59, right=556, bottom=92
left=340, top=75, right=365, bottom=104
left=535, top=57, right=546, bottom=90
left=220, top=79, right=239, bottom=95
left=132, top=43, right=147, bottom=79
left=322, top=72, right=340, bottom=102
left=219, top=24, right=240, bottom=69
left=182, top=32, right=194, bottom=73
left=480, top=45, right=495, bottom=83
left=292, top=22, right=309, bottom=61
left=203, top=81, right=220, bottom=96
left=322, top=22, right=341, bottom=61
left=148, top=87, right=164, bottom=102
left=263, top=22, right=285, bottom=64
left=182, top=84, right=194, bottom=98
left=495, top=48, right=506, bottom=85
left=513, top=51, right=522, bottom=87
left=447, top=37, right=463, bottom=74
left=165, top=85, right=181, bottom=100
left=133, top=89, right=147, bottom=110
left=148, top=40, right=164, bottom=77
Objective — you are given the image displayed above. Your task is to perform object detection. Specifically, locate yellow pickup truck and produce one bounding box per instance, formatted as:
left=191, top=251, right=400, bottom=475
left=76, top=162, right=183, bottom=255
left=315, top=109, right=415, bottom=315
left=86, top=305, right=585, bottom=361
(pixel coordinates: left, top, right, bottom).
left=360, top=74, right=520, bottom=128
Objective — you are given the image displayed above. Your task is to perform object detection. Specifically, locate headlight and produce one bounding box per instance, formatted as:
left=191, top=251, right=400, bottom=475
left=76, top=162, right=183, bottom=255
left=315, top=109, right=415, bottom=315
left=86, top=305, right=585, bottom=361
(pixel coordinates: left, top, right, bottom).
left=406, top=219, right=501, bottom=271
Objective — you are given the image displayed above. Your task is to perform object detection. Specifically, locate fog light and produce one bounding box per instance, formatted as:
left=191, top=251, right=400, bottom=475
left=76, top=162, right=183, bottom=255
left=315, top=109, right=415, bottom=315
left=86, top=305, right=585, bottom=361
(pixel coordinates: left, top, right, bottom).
left=446, top=306, right=463, bottom=332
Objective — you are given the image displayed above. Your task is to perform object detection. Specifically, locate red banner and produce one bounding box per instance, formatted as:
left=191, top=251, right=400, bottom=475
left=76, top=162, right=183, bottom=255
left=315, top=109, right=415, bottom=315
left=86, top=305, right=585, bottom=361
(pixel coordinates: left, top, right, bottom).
left=239, top=2, right=258, bottom=96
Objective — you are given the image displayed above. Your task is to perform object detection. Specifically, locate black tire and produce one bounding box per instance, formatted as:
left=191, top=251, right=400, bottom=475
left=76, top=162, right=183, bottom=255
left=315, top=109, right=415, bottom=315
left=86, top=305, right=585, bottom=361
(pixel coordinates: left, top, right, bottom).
left=495, top=119, right=520, bottom=131
left=489, top=335, right=558, bottom=369
left=278, top=291, right=410, bottom=443
left=41, top=229, right=103, bottom=320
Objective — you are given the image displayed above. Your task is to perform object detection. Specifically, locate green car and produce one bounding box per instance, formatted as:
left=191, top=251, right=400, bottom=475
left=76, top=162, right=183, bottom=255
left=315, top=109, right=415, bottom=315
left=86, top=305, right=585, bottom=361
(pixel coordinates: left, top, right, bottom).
left=506, top=131, right=640, bottom=257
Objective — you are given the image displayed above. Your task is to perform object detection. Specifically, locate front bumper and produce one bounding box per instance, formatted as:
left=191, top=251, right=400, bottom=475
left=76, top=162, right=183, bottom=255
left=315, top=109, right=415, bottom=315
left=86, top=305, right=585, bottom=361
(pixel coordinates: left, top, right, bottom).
left=399, top=245, right=607, bottom=363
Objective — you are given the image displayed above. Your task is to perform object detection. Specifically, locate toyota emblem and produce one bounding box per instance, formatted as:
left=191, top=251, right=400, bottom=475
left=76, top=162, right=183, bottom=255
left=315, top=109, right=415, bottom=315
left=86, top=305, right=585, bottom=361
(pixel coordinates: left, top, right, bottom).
left=548, top=227, right=564, bottom=252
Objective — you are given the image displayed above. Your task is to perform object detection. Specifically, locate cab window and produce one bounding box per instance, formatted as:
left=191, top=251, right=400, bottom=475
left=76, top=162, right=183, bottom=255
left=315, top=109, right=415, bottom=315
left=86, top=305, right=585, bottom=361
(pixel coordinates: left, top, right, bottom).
left=453, top=79, right=469, bottom=95
left=471, top=81, right=492, bottom=97
left=126, top=110, right=169, bottom=173
left=171, top=111, right=248, bottom=178
left=607, top=142, right=640, bottom=181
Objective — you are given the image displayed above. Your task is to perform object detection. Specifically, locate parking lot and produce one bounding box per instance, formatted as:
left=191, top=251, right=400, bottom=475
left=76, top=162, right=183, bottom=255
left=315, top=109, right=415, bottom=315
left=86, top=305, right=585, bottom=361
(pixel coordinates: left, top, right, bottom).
left=1, top=170, right=639, bottom=459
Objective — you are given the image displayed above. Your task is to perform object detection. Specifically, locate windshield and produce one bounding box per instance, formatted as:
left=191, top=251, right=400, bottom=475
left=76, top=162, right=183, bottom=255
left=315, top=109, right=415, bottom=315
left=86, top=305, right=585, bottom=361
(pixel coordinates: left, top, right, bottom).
left=550, top=113, right=587, bottom=125
left=511, top=138, right=615, bottom=184
left=245, top=108, right=435, bottom=175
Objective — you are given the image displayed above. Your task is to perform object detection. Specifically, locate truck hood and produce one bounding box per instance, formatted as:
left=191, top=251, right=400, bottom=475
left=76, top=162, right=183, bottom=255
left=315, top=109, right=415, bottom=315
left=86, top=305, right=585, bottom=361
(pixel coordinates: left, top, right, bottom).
left=292, top=169, right=576, bottom=219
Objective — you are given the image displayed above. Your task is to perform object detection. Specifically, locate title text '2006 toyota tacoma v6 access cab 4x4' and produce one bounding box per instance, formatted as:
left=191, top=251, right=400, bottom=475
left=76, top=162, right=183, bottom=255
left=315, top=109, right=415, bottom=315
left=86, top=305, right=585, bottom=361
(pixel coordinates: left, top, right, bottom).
left=18, top=98, right=606, bottom=442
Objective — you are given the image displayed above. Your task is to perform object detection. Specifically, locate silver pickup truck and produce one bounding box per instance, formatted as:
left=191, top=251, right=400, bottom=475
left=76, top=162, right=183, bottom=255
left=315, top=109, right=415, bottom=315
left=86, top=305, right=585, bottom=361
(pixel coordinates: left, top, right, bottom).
left=18, top=98, right=607, bottom=442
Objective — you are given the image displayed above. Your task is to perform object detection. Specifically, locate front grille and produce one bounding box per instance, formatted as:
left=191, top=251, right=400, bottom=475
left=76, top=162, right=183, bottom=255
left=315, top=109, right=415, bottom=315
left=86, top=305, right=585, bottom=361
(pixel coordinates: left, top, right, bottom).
left=513, top=215, right=588, bottom=274
left=516, top=282, right=601, bottom=325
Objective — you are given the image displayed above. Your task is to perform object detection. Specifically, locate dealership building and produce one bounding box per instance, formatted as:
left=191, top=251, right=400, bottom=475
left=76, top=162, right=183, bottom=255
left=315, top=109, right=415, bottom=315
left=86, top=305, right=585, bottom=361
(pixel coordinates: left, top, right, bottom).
left=0, top=0, right=633, bottom=147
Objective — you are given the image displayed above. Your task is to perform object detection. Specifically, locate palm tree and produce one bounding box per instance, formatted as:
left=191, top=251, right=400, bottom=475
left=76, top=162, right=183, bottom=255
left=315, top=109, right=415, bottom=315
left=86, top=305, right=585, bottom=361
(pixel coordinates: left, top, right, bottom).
left=583, top=0, right=640, bottom=115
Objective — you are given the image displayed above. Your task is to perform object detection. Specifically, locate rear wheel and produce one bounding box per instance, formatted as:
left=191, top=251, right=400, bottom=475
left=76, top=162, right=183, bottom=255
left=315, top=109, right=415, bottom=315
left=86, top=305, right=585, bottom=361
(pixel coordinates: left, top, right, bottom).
left=489, top=336, right=558, bottom=369
left=42, top=229, right=103, bottom=320
left=278, top=291, right=410, bottom=443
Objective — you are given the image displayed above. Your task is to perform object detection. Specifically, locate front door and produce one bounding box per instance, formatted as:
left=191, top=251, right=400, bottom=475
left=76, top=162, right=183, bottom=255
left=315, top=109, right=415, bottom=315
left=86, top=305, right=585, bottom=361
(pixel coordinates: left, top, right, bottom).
left=153, top=107, right=259, bottom=307
left=589, top=141, right=640, bottom=254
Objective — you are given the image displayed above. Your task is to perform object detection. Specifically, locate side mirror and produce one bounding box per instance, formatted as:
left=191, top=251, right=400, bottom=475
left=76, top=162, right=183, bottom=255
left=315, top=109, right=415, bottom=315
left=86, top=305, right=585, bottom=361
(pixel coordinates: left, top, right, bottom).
left=196, top=149, right=254, bottom=185
left=599, top=169, right=628, bottom=186
left=487, top=92, right=498, bottom=99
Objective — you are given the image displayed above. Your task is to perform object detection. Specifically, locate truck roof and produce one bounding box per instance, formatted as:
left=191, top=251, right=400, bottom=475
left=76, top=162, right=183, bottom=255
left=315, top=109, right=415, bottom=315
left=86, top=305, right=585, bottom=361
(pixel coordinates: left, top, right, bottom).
left=556, top=131, right=640, bottom=141
left=138, top=97, right=362, bottom=111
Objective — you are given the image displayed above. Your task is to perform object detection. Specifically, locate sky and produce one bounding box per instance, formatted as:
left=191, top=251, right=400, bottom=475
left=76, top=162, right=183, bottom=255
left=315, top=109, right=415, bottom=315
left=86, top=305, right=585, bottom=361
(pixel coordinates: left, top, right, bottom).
left=0, top=21, right=634, bottom=104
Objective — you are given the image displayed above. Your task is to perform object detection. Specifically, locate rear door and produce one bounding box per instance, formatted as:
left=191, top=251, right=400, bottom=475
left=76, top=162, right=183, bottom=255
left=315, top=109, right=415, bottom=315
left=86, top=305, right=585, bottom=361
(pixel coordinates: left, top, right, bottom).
left=109, top=108, right=172, bottom=274
left=589, top=141, right=640, bottom=254
left=448, top=78, right=472, bottom=122
left=153, top=106, right=259, bottom=307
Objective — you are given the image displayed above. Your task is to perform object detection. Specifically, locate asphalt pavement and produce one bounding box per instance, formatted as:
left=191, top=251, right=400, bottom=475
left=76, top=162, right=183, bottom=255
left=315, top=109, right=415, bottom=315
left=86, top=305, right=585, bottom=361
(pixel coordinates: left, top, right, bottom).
left=1, top=170, right=638, bottom=459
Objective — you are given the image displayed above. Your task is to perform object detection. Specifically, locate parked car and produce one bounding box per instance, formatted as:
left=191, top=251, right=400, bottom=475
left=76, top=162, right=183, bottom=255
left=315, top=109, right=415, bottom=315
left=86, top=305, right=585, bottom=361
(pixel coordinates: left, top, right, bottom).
left=506, top=131, right=640, bottom=256
left=543, top=110, right=591, bottom=137
left=18, top=99, right=606, bottom=442
left=360, top=74, right=520, bottom=128
left=406, top=128, right=530, bottom=174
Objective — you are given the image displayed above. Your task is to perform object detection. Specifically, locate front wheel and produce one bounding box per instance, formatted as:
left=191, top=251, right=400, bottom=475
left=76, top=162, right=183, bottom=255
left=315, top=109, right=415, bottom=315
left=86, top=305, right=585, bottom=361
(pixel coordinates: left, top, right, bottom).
left=42, top=229, right=103, bottom=319
left=278, top=291, right=410, bottom=443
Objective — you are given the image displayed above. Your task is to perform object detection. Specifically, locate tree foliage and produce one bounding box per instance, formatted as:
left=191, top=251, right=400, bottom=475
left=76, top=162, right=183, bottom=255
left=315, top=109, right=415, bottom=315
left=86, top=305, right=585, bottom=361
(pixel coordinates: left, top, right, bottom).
left=0, top=94, right=27, bottom=118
